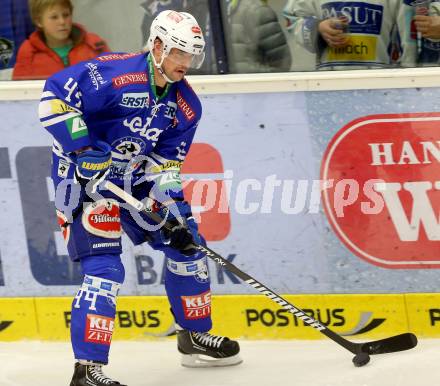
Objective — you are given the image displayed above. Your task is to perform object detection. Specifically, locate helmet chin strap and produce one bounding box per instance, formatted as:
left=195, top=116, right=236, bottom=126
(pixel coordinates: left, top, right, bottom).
left=152, top=51, right=175, bottom=84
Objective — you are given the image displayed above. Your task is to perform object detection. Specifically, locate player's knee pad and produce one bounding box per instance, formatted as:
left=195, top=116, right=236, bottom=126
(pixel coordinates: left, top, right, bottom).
left=73, top=274, right=121, bottom=311
left=71, top=274, right=121, bottom=363
left=165, top=255, right=210, bottom=285
left=165, top=254, right=211, bottom=332
left=81, top=253, right=125, bottom=284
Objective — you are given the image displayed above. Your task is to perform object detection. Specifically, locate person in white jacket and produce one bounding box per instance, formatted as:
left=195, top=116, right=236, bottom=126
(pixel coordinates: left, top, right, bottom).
left=283, top=0, right=416, bottom=70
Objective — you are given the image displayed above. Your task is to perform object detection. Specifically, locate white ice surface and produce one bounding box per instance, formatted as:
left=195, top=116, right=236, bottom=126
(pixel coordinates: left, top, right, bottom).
left=0, top=339, right=436, bottom=386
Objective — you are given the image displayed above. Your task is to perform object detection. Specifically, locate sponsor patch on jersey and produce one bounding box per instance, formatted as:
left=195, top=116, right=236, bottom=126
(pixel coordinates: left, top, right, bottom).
left=327, top=35, right=377, bottom=62
left=181, top=291, right=211, bottom=320
left=85, top=314, right=114, bottom=345
left=112, top=72, right=148, bottom=88
left=164, top=101, right=177, bottom=119
left=92, top=242, right=121, bottom=249
left=149, top=160, right=182, bottom=172
left=321, top=2, right=383, bottom=35
left=120, top=92, right=150, bottom=109
left=65, top=116, right=88, bottom=139
left=79, top=159, right=112, bottom=172
left=85, top=62, right=107, bottom=90
left=176, top=91, right=195, bottom=121
left=145, top=159, right=182, bottom=191
left=82, top=199, right=121, bottom=238
left=123, top=116, right=163, bottom=142
left=50, top=99, right=76, bottom=114
left=96, top=53, right=140, bottom=62
left=57, top=159, right=70, bottom=177
left=56, top=210, right=70, bottom=242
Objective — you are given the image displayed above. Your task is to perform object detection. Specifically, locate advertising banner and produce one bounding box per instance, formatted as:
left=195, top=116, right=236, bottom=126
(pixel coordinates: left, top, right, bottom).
left=0, top=93, right=320, bottom=297
left=1, top=87, right=440, bottom=297
left=1, top=293, right=438, bottom=341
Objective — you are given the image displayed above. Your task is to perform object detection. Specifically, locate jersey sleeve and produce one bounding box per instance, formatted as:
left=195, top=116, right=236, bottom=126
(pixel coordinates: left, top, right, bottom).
left=38, top=60, right=110, bottom=153
left=144, top=90, right=202, bottom=203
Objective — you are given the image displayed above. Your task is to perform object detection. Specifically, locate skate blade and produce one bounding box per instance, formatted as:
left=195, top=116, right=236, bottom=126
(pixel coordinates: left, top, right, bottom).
left=181, top=353, right=243, bottom=368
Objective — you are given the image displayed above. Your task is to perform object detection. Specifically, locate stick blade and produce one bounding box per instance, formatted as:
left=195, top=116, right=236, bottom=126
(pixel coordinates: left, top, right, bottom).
left=361, top=333, right=418, bottom=355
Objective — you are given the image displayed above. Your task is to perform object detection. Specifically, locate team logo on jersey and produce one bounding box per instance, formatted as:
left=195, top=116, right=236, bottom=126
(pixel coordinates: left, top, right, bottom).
left=110, top=137, right=146, bottom=177
left=194, top=262, right=209, bottom=284
left=112, top=72, right=148, bottom=88
left=85, top=62, right=107, bottom=90
left=181, top=291, right=211, bottom=320
left=82, top=199, right=121, bottom=239
left=111, top=137, right=146, bottom=160
left=176, top=91, right=195, bottom=121
left=120, top=92, right=150, bottom=109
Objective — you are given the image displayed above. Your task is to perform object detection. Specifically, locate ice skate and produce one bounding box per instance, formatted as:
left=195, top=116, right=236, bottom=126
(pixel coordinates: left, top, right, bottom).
left=70, top=362, right=127, bottom=386
left=177, top=328, right=242, bottom=368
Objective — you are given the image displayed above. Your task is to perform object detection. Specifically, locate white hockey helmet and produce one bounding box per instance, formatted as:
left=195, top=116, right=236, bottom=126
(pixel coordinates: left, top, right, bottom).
left=147, top=10, right=205, bottom=69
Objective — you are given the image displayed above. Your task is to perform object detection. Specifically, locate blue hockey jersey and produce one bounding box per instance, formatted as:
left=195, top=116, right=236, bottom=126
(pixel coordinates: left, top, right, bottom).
left=39, top=52, right=202, bottom=201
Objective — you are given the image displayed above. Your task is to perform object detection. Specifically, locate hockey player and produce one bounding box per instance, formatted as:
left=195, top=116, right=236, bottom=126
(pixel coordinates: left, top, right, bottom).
left=283, top=0, right=417, bottom=70
left=38, top=10, right=241, bottom=386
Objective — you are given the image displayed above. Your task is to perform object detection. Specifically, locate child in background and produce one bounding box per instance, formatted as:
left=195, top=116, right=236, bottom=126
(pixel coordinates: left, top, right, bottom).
left=13, top=0, right=110, bottom=80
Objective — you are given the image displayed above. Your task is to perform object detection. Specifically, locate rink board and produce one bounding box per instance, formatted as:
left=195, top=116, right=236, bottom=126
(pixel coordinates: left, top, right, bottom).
left=4, top=91, right=440, bottom=299
left=0, top=294, right=438, bottom=341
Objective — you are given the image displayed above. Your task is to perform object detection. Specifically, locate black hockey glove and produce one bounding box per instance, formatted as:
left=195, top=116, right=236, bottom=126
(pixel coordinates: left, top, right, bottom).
left=159, top=201, right=198, bottom=256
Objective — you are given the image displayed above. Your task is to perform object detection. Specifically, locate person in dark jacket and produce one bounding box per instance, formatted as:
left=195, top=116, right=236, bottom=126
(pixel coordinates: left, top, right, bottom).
left=224, top=0, right=292, bottom=73
left=140, top=0, right=215, bottom=74
left=0, top=0, right=34, bottom=80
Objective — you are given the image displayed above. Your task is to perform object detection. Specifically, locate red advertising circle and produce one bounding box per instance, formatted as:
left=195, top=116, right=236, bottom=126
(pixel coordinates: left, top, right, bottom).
left=321, top=113, right=440, bottom=269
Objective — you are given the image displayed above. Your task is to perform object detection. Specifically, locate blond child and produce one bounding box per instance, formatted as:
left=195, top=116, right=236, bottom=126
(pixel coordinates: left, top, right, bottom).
left=13, top=0, right=110, bottom=79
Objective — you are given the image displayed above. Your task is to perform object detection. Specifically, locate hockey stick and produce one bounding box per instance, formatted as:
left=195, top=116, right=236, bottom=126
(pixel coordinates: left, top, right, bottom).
left=102, top=180, right=418, bottom=366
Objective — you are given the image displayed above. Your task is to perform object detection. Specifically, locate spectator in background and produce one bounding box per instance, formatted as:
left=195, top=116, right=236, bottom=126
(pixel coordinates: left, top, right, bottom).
left=13, top=0, right=110, bottom=80
left=283, top=0, right=416, bottom=70
left=140, top=0, right=215, bottom=74
left=224, top=0, right=291, bottom=73
left=412, top=0, right=440, bottom=65
left=0, top=0, right=33, bottom=80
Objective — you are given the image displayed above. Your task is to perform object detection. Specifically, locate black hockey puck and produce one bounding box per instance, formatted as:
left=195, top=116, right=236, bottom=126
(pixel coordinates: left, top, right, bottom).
left=352, top=352, right=370, bottom=367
